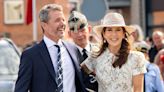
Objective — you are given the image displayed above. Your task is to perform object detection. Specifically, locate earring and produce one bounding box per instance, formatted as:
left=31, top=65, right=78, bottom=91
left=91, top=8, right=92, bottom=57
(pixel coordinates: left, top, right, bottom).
left=123, top=38, right=128, bottom=41
left=104, top=39, right=107, bottom=43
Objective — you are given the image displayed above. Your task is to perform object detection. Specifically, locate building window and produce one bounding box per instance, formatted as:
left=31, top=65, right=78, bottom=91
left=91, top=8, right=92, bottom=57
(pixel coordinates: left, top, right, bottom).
left=146, top=0, right=164, bottom=37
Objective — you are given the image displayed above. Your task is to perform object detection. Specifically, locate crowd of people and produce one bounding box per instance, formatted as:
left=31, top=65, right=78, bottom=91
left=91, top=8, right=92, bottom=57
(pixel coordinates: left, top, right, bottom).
left=14, top=3, right=164, bottom=92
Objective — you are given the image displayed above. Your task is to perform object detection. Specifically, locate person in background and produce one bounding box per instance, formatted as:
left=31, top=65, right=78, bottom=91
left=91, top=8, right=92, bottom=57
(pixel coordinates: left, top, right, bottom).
left=130, top=24, right=145, bottom=50
left=155, top=49, right=164, bottom=81
left=23, top=41, right=38, bottom=50
left=130, top=24, right=144, bottom=42
left=81, top=12, right=146, bottom=92
left=145, top=37, right=153, bottom=47
left=149, top=31, right=164, bottom=63
left=88, top=34, right=100, bottom=52
left=135, top=41, right=164, bottom=92
left=14, top=4, right=86, bottom=92
left=68, top=11, right=98, bottom=92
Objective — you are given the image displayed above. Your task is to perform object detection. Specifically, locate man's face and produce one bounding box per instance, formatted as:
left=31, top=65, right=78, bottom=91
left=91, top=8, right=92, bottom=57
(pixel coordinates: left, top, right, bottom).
left=43, top=10, right=66, bottom=42
left=69, top=27, right=90, bottom=48
left=153, top=32, right=164, bottom=48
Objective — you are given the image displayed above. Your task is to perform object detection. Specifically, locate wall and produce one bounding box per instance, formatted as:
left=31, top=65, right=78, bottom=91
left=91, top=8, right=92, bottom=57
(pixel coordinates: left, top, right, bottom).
left=0, top=0, right=69, bottom=48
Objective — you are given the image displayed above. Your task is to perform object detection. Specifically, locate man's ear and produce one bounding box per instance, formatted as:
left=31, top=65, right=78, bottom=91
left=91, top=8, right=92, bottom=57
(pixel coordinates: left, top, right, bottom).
left=40, top=22, right=47, bottom=32
left=41, top=22, right=47, bottom=29
left=88, top=25, right=92, bottom=33
left=68, top=31, right=71, bottom=37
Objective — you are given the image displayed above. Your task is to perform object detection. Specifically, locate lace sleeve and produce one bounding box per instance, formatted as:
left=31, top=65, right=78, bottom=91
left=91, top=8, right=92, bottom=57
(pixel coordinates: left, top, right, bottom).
left=81, top=55, right=96, bottom=73
left=132, top=51, right=147, bottom=76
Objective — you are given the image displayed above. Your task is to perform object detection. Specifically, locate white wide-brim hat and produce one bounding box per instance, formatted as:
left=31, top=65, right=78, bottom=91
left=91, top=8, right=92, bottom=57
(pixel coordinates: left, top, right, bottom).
left=93, top=12, right=134, bottom=36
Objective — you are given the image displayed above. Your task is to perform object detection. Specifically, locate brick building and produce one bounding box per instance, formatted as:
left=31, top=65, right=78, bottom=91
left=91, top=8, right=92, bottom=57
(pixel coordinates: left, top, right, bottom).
left=0, top=0, right=69, bottom=48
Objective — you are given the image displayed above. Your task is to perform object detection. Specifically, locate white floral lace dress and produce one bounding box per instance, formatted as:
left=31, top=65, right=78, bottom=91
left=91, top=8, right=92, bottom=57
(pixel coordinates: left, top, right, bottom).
left=83, top=49, right=147, bottom=92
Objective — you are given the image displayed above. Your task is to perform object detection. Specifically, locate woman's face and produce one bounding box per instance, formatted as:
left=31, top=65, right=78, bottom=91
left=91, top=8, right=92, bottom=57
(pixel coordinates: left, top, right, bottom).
left=103, top=27, right=125, bottom=48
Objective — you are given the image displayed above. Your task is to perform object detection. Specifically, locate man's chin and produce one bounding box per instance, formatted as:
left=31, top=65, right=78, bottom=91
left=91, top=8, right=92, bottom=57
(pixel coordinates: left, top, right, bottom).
left=59, top=33, right=64, bottom=37
left=59, top=35, right=64, bottom=39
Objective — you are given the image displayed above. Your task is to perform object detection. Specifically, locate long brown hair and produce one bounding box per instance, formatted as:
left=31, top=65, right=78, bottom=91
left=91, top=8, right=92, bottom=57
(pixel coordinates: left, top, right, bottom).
left=95, top=27, right=130, bottom=68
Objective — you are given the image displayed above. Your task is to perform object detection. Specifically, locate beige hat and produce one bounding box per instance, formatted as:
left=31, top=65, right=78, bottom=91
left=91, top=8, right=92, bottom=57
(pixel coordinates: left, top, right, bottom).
left=93, top=12, right=134, bottom=35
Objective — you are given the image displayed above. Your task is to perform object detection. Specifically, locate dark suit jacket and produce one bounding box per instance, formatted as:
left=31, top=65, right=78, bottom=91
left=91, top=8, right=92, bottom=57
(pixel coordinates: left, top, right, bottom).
left=76, top=49, right=98, bottom=92
left=148, top=45, right=163, bottom=63
left=14, top=40, right=86, bottom=92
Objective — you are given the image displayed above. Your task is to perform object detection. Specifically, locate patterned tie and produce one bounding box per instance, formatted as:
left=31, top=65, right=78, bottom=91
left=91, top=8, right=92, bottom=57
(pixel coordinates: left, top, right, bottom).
left=82, top=49, right=88, bottom=61
left=55, top=45, right=63, bottom=92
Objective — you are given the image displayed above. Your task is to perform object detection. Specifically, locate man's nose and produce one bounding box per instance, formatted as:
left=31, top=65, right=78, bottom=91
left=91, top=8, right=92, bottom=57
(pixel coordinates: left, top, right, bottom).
left=61, top=20, right=66, bottom=25
left=60, top=21, right=66, bottom=28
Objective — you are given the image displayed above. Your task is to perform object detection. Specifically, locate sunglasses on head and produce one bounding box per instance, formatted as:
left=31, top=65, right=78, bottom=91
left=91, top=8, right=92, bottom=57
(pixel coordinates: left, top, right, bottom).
left=70, top=23, right=86, bottom=31
left=68, top=17, right=79, bottom=23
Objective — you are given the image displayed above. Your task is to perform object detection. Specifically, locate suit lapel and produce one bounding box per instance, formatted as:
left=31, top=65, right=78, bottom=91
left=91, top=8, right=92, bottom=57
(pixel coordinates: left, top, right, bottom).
left=38, top=40, right=57, bottom=84
left=62, top=41, right=82, bottom=76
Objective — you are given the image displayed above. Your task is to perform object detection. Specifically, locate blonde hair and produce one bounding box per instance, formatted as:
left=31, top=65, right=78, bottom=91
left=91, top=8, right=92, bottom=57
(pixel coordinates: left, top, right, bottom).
left=130, top=24, right=144, bottom=41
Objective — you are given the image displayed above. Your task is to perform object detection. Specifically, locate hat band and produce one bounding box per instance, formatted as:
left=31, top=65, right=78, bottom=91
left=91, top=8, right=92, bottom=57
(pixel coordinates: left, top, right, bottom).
left=103, top=20, right=125, bottom=26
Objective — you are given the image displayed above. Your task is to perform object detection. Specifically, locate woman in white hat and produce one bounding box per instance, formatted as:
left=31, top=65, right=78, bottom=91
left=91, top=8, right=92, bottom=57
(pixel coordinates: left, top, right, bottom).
left=81, top=12, right=147, bottom=92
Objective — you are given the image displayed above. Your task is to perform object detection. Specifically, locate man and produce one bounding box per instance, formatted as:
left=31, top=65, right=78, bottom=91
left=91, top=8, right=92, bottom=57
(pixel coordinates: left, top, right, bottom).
left=149, top=31, right=164, bottom=63
left=14, top=4, right=86, bottom=92
left=68, top=11, right=98, bottom=92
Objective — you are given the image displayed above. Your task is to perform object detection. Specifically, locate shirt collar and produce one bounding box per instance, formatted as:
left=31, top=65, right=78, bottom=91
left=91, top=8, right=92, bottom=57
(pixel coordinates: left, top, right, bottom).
left=74, top=42, right=90, bottom=51
left=105, top=48, right=116, bottom=57
left=145, top=60, right=150, bottom=67
left=85, top=43, right=91, bottom=52
left=43, top=35, right=63, bottom=48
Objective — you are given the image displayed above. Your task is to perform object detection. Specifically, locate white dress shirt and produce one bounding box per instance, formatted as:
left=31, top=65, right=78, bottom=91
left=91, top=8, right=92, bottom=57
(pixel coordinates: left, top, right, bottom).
left=73, top=42, right=91, bottom=55
left=43, top=36, right=76, bottom=92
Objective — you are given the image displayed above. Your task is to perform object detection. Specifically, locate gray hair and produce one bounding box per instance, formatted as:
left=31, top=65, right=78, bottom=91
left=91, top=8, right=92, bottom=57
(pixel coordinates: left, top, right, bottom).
left=39, top=4, right=63, bottom=23
left=152, top=30, right=164, bottom=37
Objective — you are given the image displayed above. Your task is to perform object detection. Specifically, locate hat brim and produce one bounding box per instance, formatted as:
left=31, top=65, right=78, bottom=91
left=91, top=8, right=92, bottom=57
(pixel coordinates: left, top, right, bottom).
left=93, top=25, right=134, bottom=36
